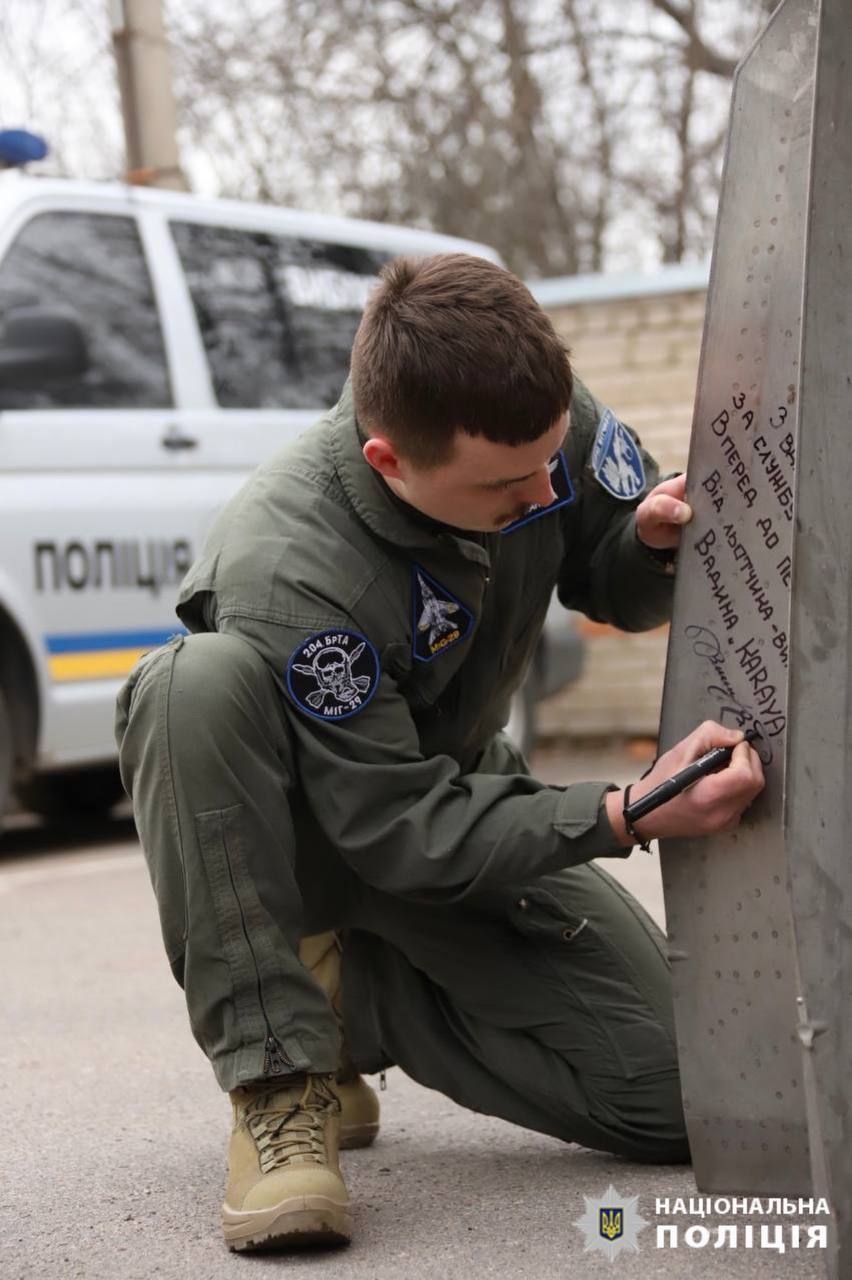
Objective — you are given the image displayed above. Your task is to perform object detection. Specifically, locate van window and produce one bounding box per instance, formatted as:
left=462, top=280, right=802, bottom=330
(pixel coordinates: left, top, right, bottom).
left=0, top=211, right=172, bottom=410
left=171, top=221, right=389, bottom=409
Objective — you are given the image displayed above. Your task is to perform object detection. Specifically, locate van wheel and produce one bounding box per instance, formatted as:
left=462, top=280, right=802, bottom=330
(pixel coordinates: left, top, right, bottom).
left=0, top=688, right=13, bottom=821
left=16, top=765, right=126, bottom=821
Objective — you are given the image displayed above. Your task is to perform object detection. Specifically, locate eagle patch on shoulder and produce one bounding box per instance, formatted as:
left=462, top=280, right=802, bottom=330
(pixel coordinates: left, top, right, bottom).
left=286, top=629, right=379, bottom=721
left=591, top=409, right=646, bottom=500
left=412, top=567, right=474, bottom=662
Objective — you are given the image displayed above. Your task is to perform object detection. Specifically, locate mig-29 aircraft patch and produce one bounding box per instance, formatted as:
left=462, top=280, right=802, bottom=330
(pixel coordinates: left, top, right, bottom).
left=412, top=567, right=475, bottom=662
left=286, top=628, right=380, bottom=721
left=591, top=409, right=646, bottom=500
left=500, top=449, right=576, bottom=534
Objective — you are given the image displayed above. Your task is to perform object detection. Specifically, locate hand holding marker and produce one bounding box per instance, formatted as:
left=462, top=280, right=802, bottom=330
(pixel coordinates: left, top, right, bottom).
left=625, top=728, right=762, bottom=825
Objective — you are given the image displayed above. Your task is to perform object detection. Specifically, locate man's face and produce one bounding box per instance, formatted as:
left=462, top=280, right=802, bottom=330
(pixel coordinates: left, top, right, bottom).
left=366, top=417, right=568, bottom=533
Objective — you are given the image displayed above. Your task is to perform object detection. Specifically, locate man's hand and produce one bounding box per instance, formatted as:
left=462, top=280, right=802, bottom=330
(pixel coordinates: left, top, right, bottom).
left=605, top=721, right=765, bottom=847
left=635, top=473, right=692, bottom=551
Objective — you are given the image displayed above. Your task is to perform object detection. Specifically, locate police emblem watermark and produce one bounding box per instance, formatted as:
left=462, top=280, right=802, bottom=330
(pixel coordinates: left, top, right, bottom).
left=591, top=409, right=646, bottom=500
left=286, top=628, right=380, bottom=721
left=500, top=448, right=576, bottom=534
left=412, top=567, right=474, bottom=662
left=574, top=1184, right=649, bottom=1261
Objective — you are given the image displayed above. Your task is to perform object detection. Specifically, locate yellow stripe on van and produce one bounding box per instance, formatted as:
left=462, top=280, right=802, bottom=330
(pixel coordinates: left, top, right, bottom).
left=48, top=647, right=153, bottom=682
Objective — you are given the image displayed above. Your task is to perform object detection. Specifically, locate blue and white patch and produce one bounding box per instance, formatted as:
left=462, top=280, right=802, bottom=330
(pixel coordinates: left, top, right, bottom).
left=500, top=449, right=576, bottom=535
left=412, top=566, right=475, bottom=662
left=286, top=629, right=379, bottom=721
left=591, top=409, right=646, bottom=500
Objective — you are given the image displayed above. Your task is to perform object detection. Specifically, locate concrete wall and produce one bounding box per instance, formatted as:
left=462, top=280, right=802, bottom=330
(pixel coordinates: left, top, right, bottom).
left=532, top=266, right=709, bottom=739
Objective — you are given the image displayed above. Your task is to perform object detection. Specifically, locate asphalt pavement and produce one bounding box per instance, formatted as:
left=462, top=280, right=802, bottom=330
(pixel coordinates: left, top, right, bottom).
left=0, top=744, right=826, bottom=1279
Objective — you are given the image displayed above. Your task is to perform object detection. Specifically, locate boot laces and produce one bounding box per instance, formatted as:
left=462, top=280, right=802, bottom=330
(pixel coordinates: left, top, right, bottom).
left=244, top=1075, right=339, bottom=1175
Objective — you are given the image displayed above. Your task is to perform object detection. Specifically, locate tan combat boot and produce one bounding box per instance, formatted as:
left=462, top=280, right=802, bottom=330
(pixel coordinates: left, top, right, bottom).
left=298, top=930, right=380, bottom=1150
left=222, top=1073, right=352, bottom=1251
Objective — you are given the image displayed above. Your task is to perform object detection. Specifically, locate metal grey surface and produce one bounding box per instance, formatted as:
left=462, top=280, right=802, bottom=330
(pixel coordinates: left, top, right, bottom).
left=785, top=1, right=852, bottom=1273
left=658, top=0, right=817, bottom=1196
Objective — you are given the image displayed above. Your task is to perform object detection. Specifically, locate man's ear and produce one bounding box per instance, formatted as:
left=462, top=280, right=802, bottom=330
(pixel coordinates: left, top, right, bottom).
left=362, top=434, right=406, bottom=480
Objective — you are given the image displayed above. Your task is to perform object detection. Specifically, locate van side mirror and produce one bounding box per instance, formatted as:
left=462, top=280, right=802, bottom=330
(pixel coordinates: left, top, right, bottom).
left=0, top=307, right=89, bottom=387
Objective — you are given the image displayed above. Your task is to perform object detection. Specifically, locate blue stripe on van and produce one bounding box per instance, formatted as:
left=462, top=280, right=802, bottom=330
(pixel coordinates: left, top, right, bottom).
left=45, top=628, right=185, bottom=654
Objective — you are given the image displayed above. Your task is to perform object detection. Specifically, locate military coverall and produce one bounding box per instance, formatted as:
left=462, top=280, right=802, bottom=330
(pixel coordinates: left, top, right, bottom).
left=116, top=376, right=690, bottom=1164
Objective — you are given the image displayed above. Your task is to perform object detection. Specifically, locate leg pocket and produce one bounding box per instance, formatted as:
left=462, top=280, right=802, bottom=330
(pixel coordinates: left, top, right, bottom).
left=116, top=636, right=188, bottom=967
left=195, top=803, right=310, bottom=1069
left=505, top=876, right=679, bottom=1082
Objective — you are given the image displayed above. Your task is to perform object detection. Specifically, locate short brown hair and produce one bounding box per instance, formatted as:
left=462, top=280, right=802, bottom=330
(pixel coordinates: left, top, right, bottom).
left=350, top=253, right=573, bottom=467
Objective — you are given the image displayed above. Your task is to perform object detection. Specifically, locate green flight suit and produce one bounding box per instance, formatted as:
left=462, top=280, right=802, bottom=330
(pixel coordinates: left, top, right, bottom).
left=116, top=375, right=689, bottom=1163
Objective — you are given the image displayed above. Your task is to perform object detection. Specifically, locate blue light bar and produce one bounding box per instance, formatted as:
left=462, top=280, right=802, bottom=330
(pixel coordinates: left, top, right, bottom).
left=0, top=129, right=49, bottom=168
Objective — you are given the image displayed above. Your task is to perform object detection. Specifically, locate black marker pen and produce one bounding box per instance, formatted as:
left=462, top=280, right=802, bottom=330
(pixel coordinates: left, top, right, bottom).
left=625, top=728, right=761, bottom=824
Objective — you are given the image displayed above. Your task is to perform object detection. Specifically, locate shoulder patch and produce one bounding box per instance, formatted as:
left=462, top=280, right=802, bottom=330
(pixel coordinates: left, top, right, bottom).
left=591, top=409, right=646, bottom=500
left=412, top=567, right=475, bottom=662
left=499, top=449, right=576, bottom=535
left=286, top=629, right=379, bottom=721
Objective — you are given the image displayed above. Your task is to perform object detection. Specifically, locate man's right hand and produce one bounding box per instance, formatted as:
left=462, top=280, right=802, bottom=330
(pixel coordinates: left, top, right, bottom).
left=605, top=720, right=765, bottom=848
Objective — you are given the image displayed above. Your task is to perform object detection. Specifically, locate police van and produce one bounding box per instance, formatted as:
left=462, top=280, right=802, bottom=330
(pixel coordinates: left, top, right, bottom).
left=0, top=171, right=583, bottom=821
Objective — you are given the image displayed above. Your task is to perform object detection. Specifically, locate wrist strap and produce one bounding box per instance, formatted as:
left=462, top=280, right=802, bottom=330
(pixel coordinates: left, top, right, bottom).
left=622, top=783, right=653, bottom=853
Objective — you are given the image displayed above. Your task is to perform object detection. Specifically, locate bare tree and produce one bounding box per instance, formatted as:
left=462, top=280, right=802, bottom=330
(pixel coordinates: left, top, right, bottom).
left=0, top=0, right=122, bottom=178
left=1, top=0, right=778, bottom=276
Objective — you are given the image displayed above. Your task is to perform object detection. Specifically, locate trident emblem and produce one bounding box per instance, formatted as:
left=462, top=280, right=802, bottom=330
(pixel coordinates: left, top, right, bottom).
left=599, top=1208, right=623, bottom=1241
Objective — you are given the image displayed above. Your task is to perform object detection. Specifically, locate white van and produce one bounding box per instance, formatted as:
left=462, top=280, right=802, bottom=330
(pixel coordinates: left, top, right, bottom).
left=0, top=176, right=583, bottom=820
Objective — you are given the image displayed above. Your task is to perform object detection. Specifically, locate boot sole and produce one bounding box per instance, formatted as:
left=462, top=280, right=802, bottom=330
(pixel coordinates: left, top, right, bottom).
left=222, top=1194, right=353, bottom=1251
left=339, top=1119, right=380, bottom=1150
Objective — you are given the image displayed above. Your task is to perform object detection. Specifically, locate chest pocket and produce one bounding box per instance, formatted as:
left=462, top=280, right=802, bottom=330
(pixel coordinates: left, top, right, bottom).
left=385, top=628, right=475, bottom=712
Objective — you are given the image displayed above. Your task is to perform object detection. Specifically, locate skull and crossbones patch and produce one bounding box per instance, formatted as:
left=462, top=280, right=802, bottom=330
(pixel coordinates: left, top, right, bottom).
left=286, top=629, right=380, bottom=721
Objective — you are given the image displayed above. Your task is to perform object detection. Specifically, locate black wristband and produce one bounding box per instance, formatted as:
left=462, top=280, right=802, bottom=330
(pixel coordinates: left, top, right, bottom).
left=622, top=783, right=653, bottom=853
